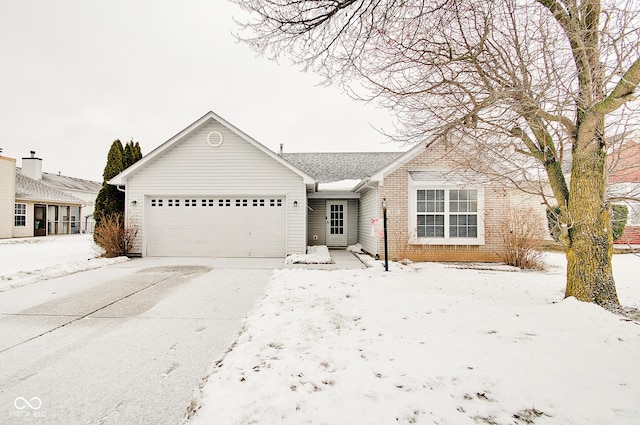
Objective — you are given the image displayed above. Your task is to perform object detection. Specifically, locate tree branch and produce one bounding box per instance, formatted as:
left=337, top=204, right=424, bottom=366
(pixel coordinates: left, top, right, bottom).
left=595, top=57, right=640, bottom=115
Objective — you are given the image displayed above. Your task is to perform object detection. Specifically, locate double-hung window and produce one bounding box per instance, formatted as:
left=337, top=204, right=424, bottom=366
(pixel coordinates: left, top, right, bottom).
left=411, top=183, right=484, bottom=245
left=448, top=189, right=478, bottom=238
left=416, top=189, right=445, bottom=237
left=15, top=203, right=26, bottom=227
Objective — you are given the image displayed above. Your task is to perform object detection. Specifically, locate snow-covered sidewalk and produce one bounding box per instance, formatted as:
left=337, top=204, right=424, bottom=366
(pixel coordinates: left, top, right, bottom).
left=0, top=234, right=128, bottom=291
left=187, top=253, right=640, bottom=425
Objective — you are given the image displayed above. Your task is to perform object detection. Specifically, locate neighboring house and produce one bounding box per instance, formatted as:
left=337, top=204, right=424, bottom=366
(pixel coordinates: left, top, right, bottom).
left=37, top=168, right=102, bottom=233
left=0, top=153, right=16, bottom=239
left=609, top=140, right=640, bottom=244
left=109, top=111, right=518, bottom=261
left=0, top=151, right=100, bottom=238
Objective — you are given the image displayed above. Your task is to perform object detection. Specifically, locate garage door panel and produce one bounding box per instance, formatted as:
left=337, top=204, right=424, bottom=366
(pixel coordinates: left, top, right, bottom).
left=146, top=196, right=285, bottom=257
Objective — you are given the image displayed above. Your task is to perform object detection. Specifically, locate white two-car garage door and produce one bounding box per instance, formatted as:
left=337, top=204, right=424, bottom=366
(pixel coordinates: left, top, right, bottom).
left=146, top=196, right=286, bottom=257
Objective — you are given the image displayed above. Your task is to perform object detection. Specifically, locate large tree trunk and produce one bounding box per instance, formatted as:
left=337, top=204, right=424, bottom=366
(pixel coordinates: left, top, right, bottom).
left=565, top=125, right=620, bottom=308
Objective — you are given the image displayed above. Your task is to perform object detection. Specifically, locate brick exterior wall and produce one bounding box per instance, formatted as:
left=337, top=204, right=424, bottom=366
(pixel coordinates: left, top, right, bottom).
left=615, top=225, right=640, bottom=245
left=377, top=144, right=510, bottom=262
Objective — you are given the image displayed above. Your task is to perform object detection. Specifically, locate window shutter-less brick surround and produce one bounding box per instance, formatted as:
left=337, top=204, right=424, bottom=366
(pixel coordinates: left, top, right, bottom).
left=378, top=144, right=508, bottom=262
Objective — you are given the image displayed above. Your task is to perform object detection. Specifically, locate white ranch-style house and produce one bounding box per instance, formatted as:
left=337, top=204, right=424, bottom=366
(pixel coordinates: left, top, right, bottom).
left=109, top=111, right=537, bottom=262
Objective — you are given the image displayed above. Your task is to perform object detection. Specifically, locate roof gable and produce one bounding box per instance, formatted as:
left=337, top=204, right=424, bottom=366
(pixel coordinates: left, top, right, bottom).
left=368, top=141, right=430, bottom=182
left=109, top=111, right=315, bottom=186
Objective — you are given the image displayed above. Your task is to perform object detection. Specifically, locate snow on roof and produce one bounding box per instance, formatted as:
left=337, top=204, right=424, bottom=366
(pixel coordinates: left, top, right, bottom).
left=282, top=152, right=403, bottom=183
left=15, top=170, right=86, bottom=204
left=317, top=179, right=362, bottom=191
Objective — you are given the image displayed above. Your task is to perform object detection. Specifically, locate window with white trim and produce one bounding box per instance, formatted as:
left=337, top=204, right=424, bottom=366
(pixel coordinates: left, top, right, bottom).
left=15, top=203, right=26, bottom=227
left=448, top=189, right=478, bottom=238
left=410, top=185, right=484, bottom=245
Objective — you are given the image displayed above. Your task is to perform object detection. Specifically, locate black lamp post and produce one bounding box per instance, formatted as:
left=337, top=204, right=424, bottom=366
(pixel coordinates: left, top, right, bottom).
left=382, top=198, right=389, bottom=272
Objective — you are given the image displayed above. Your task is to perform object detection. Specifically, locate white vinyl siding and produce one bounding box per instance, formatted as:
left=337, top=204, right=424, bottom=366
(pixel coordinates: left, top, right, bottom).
left=124, top=120, right=306, bottom=256
left=308, top=199, right=327, bottom=246
left=307, top=199, right=358, bottom=247
left=357, top=186, right=379, bottom=256
left=347, top=200, right=358, bottom=246
left=0, top=157, right=16, bottom=238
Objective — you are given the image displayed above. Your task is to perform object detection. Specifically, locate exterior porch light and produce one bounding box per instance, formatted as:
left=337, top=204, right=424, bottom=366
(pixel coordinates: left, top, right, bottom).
left=293, top=200, right=298, bottom=207
left=382, top=198, right=389, bottom=272
left=131, top=200, right=137, bottom=206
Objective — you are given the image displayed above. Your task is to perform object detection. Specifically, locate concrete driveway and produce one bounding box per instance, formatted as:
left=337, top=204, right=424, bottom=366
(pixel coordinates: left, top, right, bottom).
left=0, top=257, right=280, bottom=425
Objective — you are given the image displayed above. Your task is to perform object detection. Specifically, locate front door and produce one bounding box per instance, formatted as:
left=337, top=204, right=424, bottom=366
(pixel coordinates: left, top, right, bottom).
left=34, top=205, right=46, bottom=236
left=326, top=201, right=347, bottom=246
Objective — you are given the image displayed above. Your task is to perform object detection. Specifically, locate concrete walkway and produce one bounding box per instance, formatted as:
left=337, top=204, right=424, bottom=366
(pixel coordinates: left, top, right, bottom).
left=282, top=249, right=368, bottom=270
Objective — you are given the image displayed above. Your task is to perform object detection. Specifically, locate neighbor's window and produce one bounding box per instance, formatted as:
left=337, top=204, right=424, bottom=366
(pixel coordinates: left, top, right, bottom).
left=15, top=203, right=26, bottom=227
left=414, top=188, right=480, bottom=242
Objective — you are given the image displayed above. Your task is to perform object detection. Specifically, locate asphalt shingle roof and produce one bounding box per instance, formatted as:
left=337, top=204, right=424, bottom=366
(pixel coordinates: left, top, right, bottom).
left=40, top=171, right=102, bottom=192
left=282, top=152, right=403, bottom=183
left=15, top=171, right=86, bottom=204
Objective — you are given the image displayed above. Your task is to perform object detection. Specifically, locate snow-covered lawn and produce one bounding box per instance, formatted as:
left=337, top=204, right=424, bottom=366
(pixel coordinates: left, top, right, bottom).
left=188, top=253, right=640, bottom=425
left=1, top=236, right=638, bottom=424
left=0, top=234, right=128, bottom=291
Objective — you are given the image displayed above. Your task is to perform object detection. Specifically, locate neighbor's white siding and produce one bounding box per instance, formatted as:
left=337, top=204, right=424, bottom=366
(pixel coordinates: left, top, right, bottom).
left=0, top=157, right=16, bottom=238
left=358, top=185, right=379, bottom=256
left=124, top=119, right=307, bottom=256
left=12, top=200, right=34, bottom=238
left=64, top=189, right=97, bottom=233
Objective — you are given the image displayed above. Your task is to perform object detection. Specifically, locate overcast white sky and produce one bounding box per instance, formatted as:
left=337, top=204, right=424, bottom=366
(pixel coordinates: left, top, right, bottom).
left=0, top=1, right=399, bottom=182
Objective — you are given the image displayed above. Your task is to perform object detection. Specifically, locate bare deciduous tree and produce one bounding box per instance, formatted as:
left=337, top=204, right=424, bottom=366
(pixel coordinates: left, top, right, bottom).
left=232, top=0, right=640, bottom=309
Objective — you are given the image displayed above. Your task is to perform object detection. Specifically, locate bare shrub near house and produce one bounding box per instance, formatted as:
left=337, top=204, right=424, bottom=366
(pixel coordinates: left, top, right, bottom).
left=94, top=212, right=138, bottom=258
left=498, top=207, right=545, bottom=270
left=388, top=229, right=414, bottom=264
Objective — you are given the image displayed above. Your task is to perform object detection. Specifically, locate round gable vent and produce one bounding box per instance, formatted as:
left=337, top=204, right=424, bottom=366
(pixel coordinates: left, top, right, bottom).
left=207, top=131, right=224, bottom=148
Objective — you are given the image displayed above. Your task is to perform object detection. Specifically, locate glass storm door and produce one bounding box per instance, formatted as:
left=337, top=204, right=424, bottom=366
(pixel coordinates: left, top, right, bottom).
left=34, top=205, right=47, bottom=236
left=326, top=201, right=347, bottom=246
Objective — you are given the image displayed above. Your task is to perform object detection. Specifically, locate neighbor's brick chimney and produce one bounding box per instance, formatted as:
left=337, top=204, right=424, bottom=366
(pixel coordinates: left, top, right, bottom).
left=22, top=150, right=43, bottom=180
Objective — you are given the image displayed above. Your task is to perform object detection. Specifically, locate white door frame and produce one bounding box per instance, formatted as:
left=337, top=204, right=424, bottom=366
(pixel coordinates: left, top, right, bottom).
left=326, top=201, right=348, bottom=246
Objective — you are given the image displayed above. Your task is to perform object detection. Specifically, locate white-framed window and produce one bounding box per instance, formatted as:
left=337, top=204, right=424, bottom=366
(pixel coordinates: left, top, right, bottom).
left=15, top=203, right=26, bottom=226
left=409, top=179, right=484, bottom=245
